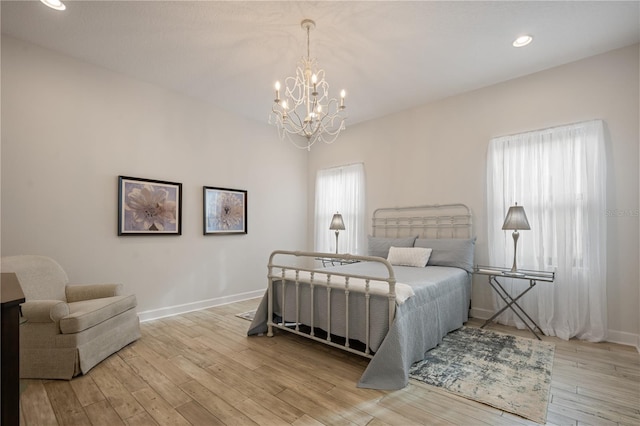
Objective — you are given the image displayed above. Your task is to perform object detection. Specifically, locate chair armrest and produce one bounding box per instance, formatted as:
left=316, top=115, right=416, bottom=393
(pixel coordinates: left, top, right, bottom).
left=20, top=300, right=70, bottom=323
left=65, top=284, right=123, bottom=302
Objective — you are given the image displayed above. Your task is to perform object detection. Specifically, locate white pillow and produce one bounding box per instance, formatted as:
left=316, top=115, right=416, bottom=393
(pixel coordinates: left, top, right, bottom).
left=387, top=246, right=432, bottom=267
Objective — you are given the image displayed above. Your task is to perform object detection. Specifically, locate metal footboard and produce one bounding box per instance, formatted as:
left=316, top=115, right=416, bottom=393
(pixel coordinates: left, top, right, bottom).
left=266, top=250, right=397, bottom=358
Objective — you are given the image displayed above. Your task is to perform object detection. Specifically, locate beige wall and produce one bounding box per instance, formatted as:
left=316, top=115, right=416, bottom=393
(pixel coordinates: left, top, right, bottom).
left=2, top=35, right=638, bottom=345
left=1, top=36, right=308, bottom=319
left=309, top=44, right=640, bottom=346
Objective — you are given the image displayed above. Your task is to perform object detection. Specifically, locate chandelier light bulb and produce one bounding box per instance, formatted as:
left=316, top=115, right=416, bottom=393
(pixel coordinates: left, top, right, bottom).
left=274, top=81, right=281, bottom=101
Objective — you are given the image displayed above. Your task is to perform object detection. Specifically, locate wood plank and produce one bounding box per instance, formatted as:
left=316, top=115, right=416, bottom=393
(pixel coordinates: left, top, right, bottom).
left=552, top=365, right=639, bottom=396
left=234, top=397, right=292, bottom=426
left=544, top=408, right=577, bottom=426
left=84, top=400, right=125, bottom=426
left=288, top=384, right=374, bottom=426
left=19, top=380, right=58, bottom=426
left=130, top=340, right=193, bottom=386
left=175, top=400, right=224, bottom=425
left=131, top=387, right=190, bottom=426
left=69, top=374, right=105, bottom=407
left=365, top=418, right=393, bottom=426
left=576, top=385, right=640, bottom=412
left=124, top=355, right=192, bottom=408
left=551, top=385, right=640, bottom=424
left=116, top=341, right=140, bottom=360
left=137, top=334, right=182, bottom=360
left=43, top=380, right=91, bottom=425
left=102, top=353, right=149, bottom=393
left=203, top=362, right=306, bottom=424
left=375, top=397, right=454, bottom=426
left=171, top=356, right=250, bottom=405
left=89, top=361, right=147, bottom=420
left=207, top=360, right=286, bottom=396
left=401, top=381, right=541, bottom=426
left=291, top=414, right=327, bottom=426
left=178, top=380, right=258, bottom=426
left=547, top=400, right=617, bottom=426
left=277, top=387, right=358, bottom=426
left=326, top=387, right=424, bottom=426
left=123, top=412, right=159, bottom=426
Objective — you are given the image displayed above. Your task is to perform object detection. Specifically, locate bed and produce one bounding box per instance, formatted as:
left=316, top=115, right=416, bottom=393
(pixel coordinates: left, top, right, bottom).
left=247, top=204, right=475, bottom=390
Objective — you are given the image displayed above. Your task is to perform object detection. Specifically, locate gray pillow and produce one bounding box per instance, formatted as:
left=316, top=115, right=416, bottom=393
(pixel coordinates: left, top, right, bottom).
left=414, top=237, right=476, bottom=272
left=367, top=235, right=418, bottom=258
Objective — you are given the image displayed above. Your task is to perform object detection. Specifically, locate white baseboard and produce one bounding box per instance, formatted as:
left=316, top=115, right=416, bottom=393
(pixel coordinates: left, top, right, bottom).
left=469, top=307, right=493, bottom=320
left=469, top=307, right=640, bottom=352
left=606, top=329, right=640, bottom=352
left=137, top=289, right=264, bottom=323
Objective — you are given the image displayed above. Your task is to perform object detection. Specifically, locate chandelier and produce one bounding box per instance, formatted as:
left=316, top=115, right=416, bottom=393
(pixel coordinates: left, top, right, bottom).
left=270, top=19, right=347, bottom=151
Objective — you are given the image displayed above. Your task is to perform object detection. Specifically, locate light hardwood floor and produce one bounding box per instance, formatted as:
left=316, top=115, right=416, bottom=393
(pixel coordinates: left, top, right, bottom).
left=20, top=298, right=640, bottom=425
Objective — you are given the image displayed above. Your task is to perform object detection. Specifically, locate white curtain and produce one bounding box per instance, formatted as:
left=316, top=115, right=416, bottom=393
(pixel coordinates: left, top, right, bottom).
left=487, top=119, right=607, bottom=341
left=315, top=163, right=366, bottom=254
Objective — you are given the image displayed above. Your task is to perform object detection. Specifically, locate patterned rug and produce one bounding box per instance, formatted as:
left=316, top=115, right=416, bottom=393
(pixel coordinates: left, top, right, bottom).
left=236, top=309, right=256, bottom=321
left=409, top=327, right=555, bottom=424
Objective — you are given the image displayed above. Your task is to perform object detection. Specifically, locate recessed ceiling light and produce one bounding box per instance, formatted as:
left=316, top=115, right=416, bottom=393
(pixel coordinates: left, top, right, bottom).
left=513, top=35, right=533, bottom=48
left=40, top=0, right=66, bottom=11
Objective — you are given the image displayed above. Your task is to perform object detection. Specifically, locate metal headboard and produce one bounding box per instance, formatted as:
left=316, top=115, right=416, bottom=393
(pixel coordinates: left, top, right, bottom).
left=372, top=203, right=472, bottom=239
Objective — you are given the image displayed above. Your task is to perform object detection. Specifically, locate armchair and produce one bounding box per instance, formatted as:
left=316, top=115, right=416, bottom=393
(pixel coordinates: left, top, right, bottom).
left=1, top=255, right=141, bottom=380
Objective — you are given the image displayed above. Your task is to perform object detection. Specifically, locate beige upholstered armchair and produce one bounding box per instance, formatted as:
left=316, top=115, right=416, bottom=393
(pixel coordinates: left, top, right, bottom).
left=1, top=255, right=141, bottom=380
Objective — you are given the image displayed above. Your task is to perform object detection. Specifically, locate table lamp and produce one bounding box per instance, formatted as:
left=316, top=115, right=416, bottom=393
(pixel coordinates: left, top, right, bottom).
left=502, top=203, right=530, bottom=274
left=329, top=212, right=345, bottom=254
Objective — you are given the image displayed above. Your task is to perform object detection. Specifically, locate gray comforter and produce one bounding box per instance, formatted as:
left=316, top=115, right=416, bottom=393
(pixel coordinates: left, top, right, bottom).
left=247, top=262, right=471, bottom=390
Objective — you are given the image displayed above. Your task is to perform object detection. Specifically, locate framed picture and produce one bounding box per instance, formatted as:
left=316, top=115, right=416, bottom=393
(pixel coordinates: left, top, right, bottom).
left=203, top=186, right=247, bottom=235
left=118, top=176, right=182, bottom=236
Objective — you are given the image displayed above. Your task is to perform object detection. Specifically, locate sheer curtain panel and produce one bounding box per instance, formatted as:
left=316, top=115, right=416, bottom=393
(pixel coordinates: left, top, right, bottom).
left=487, top=119, right=607, bottom=341
left=315, top=163, right=365, bottom=254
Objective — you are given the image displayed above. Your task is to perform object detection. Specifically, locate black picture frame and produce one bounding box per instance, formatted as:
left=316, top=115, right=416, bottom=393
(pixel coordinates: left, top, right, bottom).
left=203, top=186, right=247, bottom=235
left=118, top=176, right=182, bottom=236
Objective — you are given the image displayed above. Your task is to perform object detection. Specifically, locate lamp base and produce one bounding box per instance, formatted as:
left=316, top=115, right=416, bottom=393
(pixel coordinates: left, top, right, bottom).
left=510, top=230, right=520, bottom=273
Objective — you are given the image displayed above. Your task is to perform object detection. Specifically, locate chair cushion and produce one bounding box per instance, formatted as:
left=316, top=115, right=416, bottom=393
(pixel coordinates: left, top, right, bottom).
left=60, top=294, right=137, bottom=334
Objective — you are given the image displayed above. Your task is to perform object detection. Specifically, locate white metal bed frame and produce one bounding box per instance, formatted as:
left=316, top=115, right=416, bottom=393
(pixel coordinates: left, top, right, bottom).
left=372, top=203, right=472, bottom=239
left=266, top=203, right=472, bottom=358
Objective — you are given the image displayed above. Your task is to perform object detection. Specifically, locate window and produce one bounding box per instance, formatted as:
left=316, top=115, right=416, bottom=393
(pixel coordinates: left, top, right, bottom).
left=314, top=163, right=365, bottom=254
left=487, top=120, right=607, bottom=341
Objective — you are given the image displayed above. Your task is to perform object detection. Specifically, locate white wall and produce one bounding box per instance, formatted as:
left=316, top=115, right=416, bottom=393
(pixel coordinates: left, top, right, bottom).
left=309, top=44, right=640, bottom=346
left=1, top=36, right=308, bottom=319
left=3, top=36, right=638, bottom=346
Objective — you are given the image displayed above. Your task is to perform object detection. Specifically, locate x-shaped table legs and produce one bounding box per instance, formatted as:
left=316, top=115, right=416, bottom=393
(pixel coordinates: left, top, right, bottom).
left=481, top=275, right=544, bottom=340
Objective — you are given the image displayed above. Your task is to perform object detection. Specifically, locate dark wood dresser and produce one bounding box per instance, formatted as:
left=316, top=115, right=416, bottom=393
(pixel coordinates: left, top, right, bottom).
left=1, top=272, right=25, bottom=426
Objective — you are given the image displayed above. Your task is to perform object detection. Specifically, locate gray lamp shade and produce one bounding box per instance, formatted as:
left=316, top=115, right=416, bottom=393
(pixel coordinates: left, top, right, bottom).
left=502, top=203, right=530, bottom=231
left=329, top=213, right=345, bottom=230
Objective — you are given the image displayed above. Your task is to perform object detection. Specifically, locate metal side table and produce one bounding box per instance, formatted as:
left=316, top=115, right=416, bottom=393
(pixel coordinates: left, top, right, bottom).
left=315, top=257, right=361, bottom=267
left=473, top=266, right=555, bottom=340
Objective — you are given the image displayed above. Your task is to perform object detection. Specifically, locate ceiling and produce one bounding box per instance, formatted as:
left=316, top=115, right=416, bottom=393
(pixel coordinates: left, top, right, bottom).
left=2, top=1, right=639, bottom=126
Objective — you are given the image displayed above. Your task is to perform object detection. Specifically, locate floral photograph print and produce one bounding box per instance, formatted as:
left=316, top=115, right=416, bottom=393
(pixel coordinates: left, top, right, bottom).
left=203, top=186, right=247, bottom=235
left=118, top=176, right=182, bottom=235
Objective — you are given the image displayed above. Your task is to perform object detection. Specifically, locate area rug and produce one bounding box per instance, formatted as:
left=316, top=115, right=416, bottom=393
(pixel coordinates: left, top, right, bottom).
left=235, top=309, right=256, bottom=321
left=409, top=327, right=555, bottom=424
